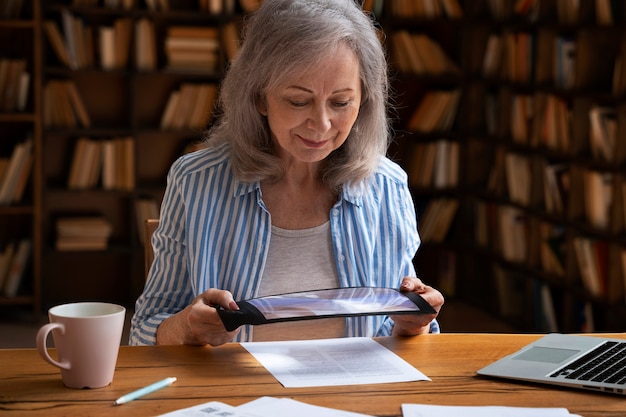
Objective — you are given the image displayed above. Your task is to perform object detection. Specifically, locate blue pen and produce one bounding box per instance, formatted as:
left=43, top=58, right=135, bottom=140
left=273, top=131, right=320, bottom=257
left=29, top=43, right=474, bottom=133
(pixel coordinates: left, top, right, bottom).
left=113, top=377, right=177, bottom=405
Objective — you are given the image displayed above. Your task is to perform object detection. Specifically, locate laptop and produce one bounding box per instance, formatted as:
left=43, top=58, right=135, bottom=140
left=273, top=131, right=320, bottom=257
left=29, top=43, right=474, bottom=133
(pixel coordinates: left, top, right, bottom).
left=477, top=333, right=626, bottom=395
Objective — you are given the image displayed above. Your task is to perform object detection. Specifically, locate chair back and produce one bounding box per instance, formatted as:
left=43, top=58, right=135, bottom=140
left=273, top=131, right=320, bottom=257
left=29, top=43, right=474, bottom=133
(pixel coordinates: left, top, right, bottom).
left=144, top=218, right=160, bottom=279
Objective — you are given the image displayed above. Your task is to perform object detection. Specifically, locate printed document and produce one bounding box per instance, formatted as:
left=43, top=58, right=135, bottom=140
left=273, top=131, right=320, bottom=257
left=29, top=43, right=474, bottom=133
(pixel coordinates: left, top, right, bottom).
left=402, top=404, right=583, bottom=417
left=155, top=397, right=374, bottom=417
left=240, top=337, right=429, bottom=388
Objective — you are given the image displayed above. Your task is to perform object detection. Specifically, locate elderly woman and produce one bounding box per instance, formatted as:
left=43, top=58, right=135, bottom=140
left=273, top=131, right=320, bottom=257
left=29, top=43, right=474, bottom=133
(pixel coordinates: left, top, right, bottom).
left=130, top=0, right=444, bottom=346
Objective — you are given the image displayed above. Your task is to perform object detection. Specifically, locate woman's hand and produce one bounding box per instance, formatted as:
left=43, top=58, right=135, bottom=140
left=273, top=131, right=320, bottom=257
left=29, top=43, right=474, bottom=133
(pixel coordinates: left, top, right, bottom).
left=156, top=289, right=241, bottom=346
left=390, top=277, right=444, bottom=336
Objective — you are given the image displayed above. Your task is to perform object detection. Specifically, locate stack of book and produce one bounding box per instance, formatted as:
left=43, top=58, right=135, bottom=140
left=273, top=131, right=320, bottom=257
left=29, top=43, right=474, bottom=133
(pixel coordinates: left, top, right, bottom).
left=418, top=198, right=459, bottom=243
left=407, top=89, right=461, bottom=133
left=44, top=12, right=132, bottom=71
left=98, top=17, right=132, bottom=70
left=407, top=140, right=459, bottom=189
left=165, top=26, right=220, bottom=73
left=55, top=216, right=112, bottom=251
left=391, top=30, right=460, bottom=76
left=42, top=80, right=91, bottom=128
left=160, top=83, right=218, bottom=130
left=67, top=136, right=135, bottom=191
left=59, top=9, right=95, bottom=70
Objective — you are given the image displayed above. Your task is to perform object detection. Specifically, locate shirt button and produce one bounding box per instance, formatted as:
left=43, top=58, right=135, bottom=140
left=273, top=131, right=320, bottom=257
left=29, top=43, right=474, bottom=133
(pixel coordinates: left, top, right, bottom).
left=338, top=255, right=345, bottom=262
left=332, top=209, right=339, bottom=216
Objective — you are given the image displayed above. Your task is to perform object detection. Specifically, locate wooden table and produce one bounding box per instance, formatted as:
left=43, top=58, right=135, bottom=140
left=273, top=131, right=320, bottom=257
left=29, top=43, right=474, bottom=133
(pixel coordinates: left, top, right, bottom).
left=1, top=333, right=624, bottom=416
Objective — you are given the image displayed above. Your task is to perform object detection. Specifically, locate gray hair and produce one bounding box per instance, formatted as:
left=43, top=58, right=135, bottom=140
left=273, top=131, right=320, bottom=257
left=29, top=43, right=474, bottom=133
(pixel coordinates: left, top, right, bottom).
left=206, top=0, right=390, bottom=190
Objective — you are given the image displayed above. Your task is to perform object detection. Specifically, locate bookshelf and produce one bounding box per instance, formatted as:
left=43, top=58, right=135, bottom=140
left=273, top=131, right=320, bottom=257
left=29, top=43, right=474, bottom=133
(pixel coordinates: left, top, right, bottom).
left=0, top=0, right=42, bottom=317
left=3, top=0, right=626, bottom=333
left=447, top=0, right=626, bottom=332
left=373, top=0, right=626, bottom=333
left=39, top=0, right=231, bottom=307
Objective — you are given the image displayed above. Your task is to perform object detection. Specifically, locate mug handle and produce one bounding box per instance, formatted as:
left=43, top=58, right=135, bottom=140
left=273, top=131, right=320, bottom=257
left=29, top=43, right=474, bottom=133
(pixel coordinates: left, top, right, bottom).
left=36, top=323, right=71, bottom=370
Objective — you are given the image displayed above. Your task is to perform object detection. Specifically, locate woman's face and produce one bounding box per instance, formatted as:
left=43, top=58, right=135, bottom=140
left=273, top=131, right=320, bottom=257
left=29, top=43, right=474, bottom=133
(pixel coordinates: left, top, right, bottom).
left=260, top=43, right=362, bottom=167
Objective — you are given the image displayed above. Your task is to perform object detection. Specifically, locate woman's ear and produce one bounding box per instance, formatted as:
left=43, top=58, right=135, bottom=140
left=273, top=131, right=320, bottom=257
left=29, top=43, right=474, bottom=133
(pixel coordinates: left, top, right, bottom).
left=256, top=97, right=268, bottom=116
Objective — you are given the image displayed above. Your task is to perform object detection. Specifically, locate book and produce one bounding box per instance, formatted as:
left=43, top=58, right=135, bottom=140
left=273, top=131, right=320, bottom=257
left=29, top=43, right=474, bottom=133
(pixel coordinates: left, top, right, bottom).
left=114, top=17, right=132, bottom=69
left=0, top=137, right=32, bottom=205
left=239, top=0, right=263, bottom=13
left=482, top=33, right=504, bottom=78
left=16, top=71, right=30, bottom=112
left=572, top=237, right=603, bottom=297
left=418, top=198, right=459, bottom=243
left=407, top=142, right=436, bottom=188
left=43, top=20, right=71, bottom=68
left=165, top=26, right=220, bottom=73
left=11, top=148, right=32, bottom=203
left=555, top=36, right=576, bottom=89
left=0, top=242, right=16, bottom=294
left=101, top=137, right=135, bottom=191
left=440, top=0, right=463, bottom=18
left=99, top=26, right=116, bottom=70
left=43, top=80, right=91, bottom=128
left=582, top=169, right=612, bottom=230
left=0, top=158, right=9, bottom=185
left=407, top=90, right=461, bottom=133
left=493, top=266, right=525, bottom=318
left=65, top=81, right=91, bottom=128
left=3, top=238, right=31, bottom=297
left=504, top=152, right=531, bottom=205
left=595, top=0, right=613, bottom=25
left=432, top=140, right=458, bottom=189
left=61, top=9, right=81, bottom=70
left=411, top=33, right=460, bottom=75
left=588, top=105, right=617, bottom=161
left=68, top=137, right=102, bottom=190
left=188, top=83, right=218, bottom=129
left=539, top=283, right=558, bottom=332
left=135, top=18, right=157, bottom=71
left=543, top=163, right=568, bottom=214
left=392, top=30, right=426, bottom=74
left=539, top=223, right=565, bottom=276
left=160, top=90, right=181, bottom=129
left=55, top=216, right=113, bottom=251
left=498, top=205, right=527, bottom=263
left=0, top=59, right=26, bottom=112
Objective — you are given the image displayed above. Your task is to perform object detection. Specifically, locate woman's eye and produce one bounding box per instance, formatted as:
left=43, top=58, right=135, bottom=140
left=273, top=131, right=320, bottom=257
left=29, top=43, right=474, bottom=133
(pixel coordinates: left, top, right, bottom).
left=288, top=100, right=307, bottom=107
left=334, top=101, right=350, bottom=107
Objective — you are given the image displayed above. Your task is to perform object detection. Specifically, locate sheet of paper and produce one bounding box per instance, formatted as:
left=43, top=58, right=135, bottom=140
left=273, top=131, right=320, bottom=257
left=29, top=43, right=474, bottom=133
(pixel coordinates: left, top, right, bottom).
left=155, top=400, right=247, bottom=417
left=237, top=396, right=374, bottom=417
left=402, top=404, right=582, bottom=417
left=155, top=397, right=374, bottom=417
left=241, top=337, right=430, bottom=388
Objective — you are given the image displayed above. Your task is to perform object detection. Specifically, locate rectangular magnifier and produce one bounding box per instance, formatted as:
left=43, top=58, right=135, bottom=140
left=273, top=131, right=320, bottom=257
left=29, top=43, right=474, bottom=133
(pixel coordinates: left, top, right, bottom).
left=217, top=287, right=435, bottom=331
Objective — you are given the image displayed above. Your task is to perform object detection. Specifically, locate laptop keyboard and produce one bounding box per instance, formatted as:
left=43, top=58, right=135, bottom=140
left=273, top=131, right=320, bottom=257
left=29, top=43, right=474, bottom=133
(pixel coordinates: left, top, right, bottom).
left=550, top=341, right=626, bottom=385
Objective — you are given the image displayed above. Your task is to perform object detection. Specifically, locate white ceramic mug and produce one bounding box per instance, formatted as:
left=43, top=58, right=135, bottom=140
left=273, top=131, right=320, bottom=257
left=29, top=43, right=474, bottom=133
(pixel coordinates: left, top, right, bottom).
left=36, top=302, right=126, bottom=389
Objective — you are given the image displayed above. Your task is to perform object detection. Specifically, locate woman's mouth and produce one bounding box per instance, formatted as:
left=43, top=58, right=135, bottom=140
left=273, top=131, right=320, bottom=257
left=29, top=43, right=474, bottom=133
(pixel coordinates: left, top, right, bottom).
left=299, top=136, right=329, bottom=149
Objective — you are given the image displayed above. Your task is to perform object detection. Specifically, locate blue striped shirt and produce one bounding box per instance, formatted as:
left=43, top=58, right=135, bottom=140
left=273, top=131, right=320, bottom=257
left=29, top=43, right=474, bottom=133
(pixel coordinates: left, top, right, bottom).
left=129, top=144, right=439, bottom=345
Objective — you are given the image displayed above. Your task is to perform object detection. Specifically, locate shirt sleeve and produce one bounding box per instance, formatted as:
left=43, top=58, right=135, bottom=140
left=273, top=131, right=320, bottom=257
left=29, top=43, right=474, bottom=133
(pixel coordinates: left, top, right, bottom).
left=129, top=158, right=194, bottom=345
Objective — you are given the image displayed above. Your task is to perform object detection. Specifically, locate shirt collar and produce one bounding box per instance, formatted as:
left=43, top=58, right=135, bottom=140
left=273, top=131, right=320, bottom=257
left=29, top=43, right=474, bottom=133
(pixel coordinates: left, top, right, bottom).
left=233, top=178, right=364, bottom=208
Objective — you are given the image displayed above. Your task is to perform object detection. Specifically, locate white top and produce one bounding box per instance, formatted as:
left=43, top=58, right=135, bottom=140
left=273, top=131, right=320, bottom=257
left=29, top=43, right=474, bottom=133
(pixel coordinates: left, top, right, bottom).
left=253, top=221, right=345, bottom=341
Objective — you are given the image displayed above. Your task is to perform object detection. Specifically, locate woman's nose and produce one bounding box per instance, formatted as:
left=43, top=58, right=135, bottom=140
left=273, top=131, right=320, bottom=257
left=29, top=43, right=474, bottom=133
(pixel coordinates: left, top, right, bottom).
left=307, top=104, right=332, bottom=132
